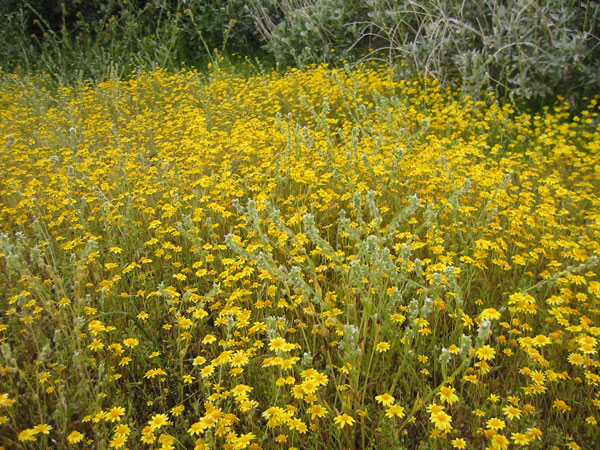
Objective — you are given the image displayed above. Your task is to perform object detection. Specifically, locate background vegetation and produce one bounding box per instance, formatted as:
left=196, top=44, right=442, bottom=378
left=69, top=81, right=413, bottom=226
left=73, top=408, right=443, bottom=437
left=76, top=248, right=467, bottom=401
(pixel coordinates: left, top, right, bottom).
left=1, top=0, right=599, bottom=105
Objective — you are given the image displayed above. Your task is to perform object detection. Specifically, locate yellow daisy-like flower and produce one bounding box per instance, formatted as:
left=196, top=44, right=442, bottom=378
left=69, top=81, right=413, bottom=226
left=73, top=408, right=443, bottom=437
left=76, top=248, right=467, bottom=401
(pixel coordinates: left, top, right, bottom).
left=114, top=424, right=131, bottom=438
left=123, top=338, right=139, bottom=348
left=486, top=417, right=506, bottom=430
left=171, top=405, right=185, bottom=417
left=391, top=313, right=406, bottom=324
left=375, top=393, right=395, bottom=406
left=0, top=393, right=16, bottom=407
left=476, top=345, right=496, bottom=361
left=32, top=423, right=53, bottom=434
left=188, top=421, right=204, bottom=436
left=141, top=432, right=156, bottom=444
left=109, top=436, right=127, bottom=448
left=308, top=404, right=328, bottom=420
left=502, top=405, right=521, bottom=420
left=334, top=413, right=355, bottom=429
left=552, top=399, right=571, bottom=412
left=193, top=356, right=207, bottom=366
left=182, top=374, right=195, bottom=384
left=479, top=308, right=501, bottom=320
left=451, top=438, right=467, bottom=449
left=18, top=429, right=36, bottom=442
left=375, top=341, right=391, bottom=352
left=438, top=386, right=459, bottom=405
left=88, top=339, right=104, bottom=352
left=430, top=411, right=452, bottom=432
left=67, top=430, right=85, bottom=444
left=491, top=434, right=509, bottom=450
left=106, top=407, right=126, bottom=422
left=288, top=418, right=308, bottom=433
left=385, top=404, right=405, bottom=418
left=511, top=432, right=531, bottom=446
left=148, top=413, right=170, bottom=431
left=202, top=334, right=217, bottom=345
left=269, top=337, right=287, bottom=352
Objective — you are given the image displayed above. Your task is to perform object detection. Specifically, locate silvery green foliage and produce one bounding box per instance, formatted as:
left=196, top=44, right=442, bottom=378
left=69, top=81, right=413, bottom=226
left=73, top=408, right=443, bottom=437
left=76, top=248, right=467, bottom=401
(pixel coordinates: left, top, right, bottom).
left=250, top=0, right=599, bottom=102
left=248, top=0, right=364, bottom=66
left=362, top=0, right=600, bottom=101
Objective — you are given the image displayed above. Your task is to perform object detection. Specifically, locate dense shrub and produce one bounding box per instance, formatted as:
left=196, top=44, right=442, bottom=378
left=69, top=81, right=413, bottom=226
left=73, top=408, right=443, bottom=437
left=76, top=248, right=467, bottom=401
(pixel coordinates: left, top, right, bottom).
left=251, top=0, right=600, bottom=104
left=363, top=0, right=600, bottom=103
left=1, top=0, right=598, bottom=104
left=0, top=0, right=272, bottom=82
left=248, top=0, right=367, bottom=66
left=0, top=1, right=188, bottom=82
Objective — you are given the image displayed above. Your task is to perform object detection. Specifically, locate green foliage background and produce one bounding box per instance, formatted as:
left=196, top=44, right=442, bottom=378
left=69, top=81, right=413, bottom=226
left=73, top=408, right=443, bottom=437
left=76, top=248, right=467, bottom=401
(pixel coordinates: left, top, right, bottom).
left=1, top=0, right=599, bottom=105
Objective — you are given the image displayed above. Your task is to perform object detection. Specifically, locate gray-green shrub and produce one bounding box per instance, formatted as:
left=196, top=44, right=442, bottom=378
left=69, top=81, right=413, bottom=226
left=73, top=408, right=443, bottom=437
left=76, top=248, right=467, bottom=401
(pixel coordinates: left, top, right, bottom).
left=248, top=0, right=366, bottom=66
left=250, top=0, right=600, bottom=104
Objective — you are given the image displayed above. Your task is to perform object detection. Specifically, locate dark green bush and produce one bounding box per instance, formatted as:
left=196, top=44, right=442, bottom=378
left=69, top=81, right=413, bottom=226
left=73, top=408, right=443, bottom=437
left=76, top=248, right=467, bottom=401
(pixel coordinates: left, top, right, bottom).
left=0, top=0, right=271, bottom=83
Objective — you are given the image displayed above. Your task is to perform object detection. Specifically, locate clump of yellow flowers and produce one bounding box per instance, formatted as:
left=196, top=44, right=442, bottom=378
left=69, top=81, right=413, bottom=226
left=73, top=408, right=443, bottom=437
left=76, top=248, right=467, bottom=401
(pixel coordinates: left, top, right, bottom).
left=0, top=63, right=599, bottom=449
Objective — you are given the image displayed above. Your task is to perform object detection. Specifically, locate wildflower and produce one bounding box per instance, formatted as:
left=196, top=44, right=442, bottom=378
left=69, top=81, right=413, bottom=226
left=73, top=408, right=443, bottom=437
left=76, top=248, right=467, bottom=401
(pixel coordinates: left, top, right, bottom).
left=67, top=430, right=85, bottom=443
left=376, top=342, right=390, bottom=352
left=568, top=353, right=585, bottom=366
left=488, top=393, right=500, bottom=403
left=148, top=414, right=170, bottom=431
left=529, top=370, right=545, bottom=385
left=201, top=365, right=215, bottom=378
left=32, top=423, right=53, bottom=434
left=375, top=393, right=395, bottom=406
left=288, top=418, right=308, bottom=433
left=430, top=411, right=452, bottom=432
left=451, top=438, right=467, bottom=449
left=308, top=404, right=328, bottom=419
left=193, top=356, right=207, bottom=366
left=123, top=338, right=139, bottom=348
left=552, top=399, right=571, bottom=412
left=183, top=374, right=195, bottom=384
left=476, top=345, right=496, bottom=361
left=88, top=339, right=104, bottom=351
left=511, top=432, right=531, bottom=446
left=114, top=424, right=131, bottom=437
left=502, top=405, right=521, bottom=420
left=385, top=404, right=405, bottom=418
left=269, top=337, right=287, bottom=352
left=119, top=356, right=131, bottom=366
left=391, top=313, right=406, bottom=324
left=109, top=436, right=127, bottom=448
left=334, top=414, right=355, bottom=429
left=438, top=386, right=459, bottom=405
left=235, top=432, right=256, bottom=448
left=479, top=308, right=501, bottom=320
left=38, top=372, right=50, bottom=384
left=427, top=403, right=444, bottom=414
left=141, top=431, right=156, bottom=444
left=188, top=421, right=204, bottom=436
left=490, top=434, right=509, bottom=450
left=0, top=393, right=15, bottom=407
left=486, top=417, right=506, bottom=430
left=106, top=407, right=126, bottom=422
left=18, top=428, right=36, bottom=442
left=171, top=405, right=185, bottom=417
left=202, top=334, right=217, bottom=344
